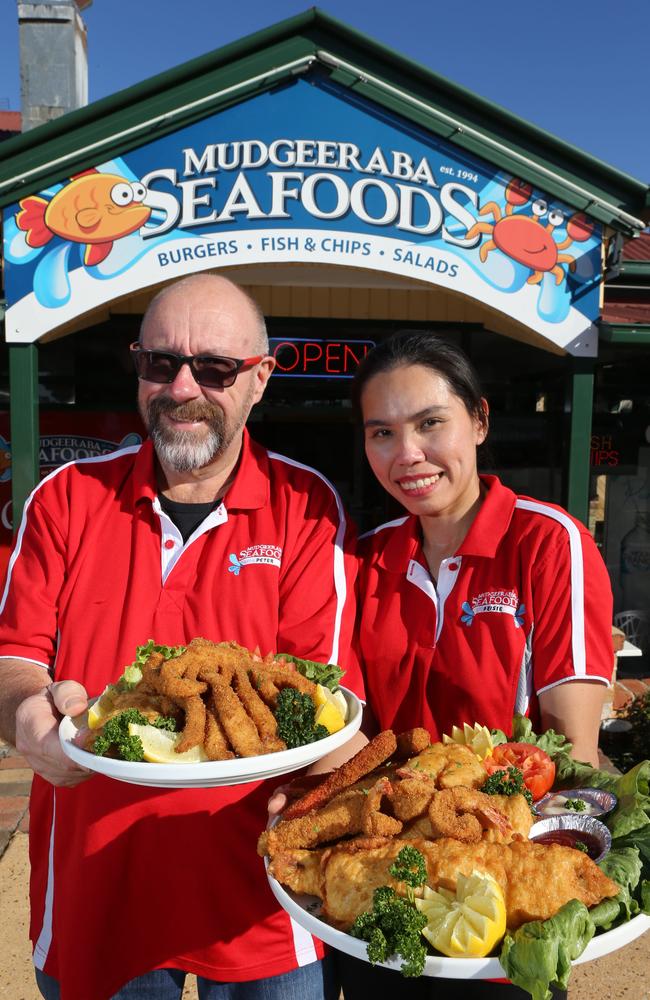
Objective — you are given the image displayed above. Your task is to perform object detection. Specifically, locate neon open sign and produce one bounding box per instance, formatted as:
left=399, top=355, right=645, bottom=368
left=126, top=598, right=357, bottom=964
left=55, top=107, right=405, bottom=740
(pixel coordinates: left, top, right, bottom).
left=269, top=338, right=375, bottom=378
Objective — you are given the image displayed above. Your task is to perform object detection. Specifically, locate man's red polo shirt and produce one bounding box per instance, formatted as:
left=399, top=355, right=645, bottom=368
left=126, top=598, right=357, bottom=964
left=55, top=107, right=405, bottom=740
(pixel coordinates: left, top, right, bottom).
left=0, top=431, right=361, bottom=1000
left=354, top=475, right=613, bottom=740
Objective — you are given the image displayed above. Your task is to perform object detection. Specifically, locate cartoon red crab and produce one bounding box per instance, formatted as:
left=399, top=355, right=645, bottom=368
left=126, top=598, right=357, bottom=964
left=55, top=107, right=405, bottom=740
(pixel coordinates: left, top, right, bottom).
left=464, top=178, right=594, bottom=285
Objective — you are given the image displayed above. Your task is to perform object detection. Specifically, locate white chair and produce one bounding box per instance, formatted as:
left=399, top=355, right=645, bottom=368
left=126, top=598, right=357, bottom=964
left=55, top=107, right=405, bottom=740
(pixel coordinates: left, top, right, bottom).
left=613, top=610, right=649, bottom=653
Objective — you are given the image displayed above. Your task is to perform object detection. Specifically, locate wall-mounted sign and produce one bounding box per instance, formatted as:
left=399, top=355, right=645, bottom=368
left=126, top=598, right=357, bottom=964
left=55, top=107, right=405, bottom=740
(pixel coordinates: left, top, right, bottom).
left=3, top=77, right=602, bottom=354
left=269, top=337, right=374, bottom=378
left=0, top=412, right=143, bottom=574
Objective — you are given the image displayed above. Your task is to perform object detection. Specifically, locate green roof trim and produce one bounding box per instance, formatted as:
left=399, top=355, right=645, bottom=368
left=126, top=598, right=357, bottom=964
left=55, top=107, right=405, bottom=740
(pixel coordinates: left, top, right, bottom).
left=599, top=323, right=650, bottom=343
left=0, top=8, right=647, bottom=232
left=619, top=260, right=650, bottom=277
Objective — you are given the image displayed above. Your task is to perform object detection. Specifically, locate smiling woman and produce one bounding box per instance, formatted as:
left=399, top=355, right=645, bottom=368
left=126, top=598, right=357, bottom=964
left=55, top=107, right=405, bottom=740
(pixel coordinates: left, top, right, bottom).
left=339, top=328, right=616, bottom=1000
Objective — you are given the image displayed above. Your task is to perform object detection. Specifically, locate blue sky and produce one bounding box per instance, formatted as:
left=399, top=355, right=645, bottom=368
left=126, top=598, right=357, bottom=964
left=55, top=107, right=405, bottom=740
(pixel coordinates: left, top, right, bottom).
left=1, top=0, right=648, bottom=181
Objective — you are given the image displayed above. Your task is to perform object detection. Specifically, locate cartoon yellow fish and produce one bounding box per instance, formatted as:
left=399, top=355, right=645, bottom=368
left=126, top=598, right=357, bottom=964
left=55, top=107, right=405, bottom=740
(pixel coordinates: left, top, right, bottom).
left=16, top=169, right=152, bottom=266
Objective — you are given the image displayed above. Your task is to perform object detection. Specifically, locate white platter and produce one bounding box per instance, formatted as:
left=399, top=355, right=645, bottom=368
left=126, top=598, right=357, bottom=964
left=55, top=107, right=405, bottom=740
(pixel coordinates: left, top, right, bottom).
left=59, top=687, right=362, bottom=788
left=267, top=873, right=650, bottom=978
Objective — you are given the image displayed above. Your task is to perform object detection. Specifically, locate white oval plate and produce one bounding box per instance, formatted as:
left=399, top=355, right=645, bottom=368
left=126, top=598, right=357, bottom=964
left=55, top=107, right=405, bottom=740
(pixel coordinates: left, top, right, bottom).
left=267, top=873, right=650, bottom=978
left=59, top=687, right=362, bottom=788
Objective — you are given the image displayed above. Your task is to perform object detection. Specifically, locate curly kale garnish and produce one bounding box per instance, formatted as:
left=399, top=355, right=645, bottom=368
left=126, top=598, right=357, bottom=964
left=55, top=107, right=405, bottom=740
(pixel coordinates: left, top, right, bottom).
left=92, top=708, right=148, bottom=761
left=92, top=709, right=178, bottom=760
left=389, top=846, right=428, bottom=904
left=480, top=766, right=535, bottom=813
left=152, top=715, right=178, bottom=732
left=350, top=885, right=428, bottom=977
left=273, top=688, right=328, bottom=749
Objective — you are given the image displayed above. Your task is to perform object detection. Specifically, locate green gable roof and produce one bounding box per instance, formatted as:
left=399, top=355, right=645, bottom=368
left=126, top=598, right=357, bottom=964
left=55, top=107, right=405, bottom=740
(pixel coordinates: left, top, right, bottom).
left=1, top=8, right=647, bottom=233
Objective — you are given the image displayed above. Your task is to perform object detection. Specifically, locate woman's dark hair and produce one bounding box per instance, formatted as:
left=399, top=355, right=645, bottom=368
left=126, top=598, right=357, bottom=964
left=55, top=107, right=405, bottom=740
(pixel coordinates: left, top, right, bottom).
left=352, top=329, right=488, bottom=433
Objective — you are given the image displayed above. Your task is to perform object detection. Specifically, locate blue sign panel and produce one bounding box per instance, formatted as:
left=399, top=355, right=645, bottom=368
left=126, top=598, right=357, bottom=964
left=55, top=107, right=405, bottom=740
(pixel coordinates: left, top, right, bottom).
left=3, top=77, right=602, bottom=353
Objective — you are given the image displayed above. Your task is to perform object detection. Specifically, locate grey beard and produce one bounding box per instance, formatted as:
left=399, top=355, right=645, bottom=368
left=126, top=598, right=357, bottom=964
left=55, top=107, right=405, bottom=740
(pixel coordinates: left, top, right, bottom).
left=141, top=388, right=254, bottom=472
left=150, top=424, right=227, bottom=472
left=143, top=397, right=229, bottom=472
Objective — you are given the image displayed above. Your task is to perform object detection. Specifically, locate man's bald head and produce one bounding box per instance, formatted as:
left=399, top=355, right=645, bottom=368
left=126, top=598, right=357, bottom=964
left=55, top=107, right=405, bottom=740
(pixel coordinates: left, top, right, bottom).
left=141, top=274, right=268, bottom=353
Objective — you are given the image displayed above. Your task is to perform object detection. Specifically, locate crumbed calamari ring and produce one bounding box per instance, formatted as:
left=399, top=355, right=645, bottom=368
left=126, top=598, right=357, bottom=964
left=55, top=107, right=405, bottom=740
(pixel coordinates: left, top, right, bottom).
left=281, top=731, right=398, bottom=821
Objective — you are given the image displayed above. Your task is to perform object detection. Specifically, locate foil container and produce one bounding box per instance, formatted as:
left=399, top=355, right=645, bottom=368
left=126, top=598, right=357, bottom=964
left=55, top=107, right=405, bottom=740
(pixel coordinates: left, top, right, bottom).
left=529, top=814, right=612, bottom=863
left=534, top=788, right=617, bottom=818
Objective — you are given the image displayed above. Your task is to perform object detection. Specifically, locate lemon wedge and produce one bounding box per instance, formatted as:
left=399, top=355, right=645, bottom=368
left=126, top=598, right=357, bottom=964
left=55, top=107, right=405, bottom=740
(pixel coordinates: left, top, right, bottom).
left=127, top=723, right=208, bottom=763
left=416, top=871, right=506, bottom=958
left=87, top=688, right=116, bottom=730
left=314, top=685, right=348, bottom=721
left=314, top=699, right=346, bottom=735
left=442, top=722, right=493, bottom=760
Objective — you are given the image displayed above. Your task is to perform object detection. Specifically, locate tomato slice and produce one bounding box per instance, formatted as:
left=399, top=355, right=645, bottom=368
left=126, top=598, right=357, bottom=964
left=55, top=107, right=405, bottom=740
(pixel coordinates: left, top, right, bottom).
left=484, top=742, right=555, bottom=800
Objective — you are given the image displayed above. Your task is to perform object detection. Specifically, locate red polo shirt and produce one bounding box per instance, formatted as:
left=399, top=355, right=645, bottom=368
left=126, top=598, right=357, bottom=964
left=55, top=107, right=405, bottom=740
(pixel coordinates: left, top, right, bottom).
left=0, top=431, right=360, bottom=1000
left=354, top=475, right=613, bottom=740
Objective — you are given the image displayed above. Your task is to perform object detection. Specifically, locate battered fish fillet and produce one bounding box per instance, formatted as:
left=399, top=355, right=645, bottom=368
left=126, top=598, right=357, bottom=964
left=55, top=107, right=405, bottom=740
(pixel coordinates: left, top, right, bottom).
left=484, top=794, right=535, bottom=842
left=319, top=837, right=619, bottom=931
left=268, top=849, right=325, bottom=897
left=403, top=742, right=487, bottom=789
left=281, top=731, right=398, bottom=821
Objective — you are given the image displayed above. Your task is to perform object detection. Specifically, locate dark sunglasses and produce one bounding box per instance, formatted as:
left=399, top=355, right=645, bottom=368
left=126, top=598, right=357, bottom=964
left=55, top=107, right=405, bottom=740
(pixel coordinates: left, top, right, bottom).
left=130, top=343, right=264, bottom=389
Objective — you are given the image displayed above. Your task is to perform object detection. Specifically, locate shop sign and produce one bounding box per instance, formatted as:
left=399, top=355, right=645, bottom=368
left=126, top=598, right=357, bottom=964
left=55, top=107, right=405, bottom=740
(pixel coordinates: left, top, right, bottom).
left=269, top=337, right=373, bottom=377
left=3, top=78, right=602, bottom=354
left=0, top=413, right=143, bottom=573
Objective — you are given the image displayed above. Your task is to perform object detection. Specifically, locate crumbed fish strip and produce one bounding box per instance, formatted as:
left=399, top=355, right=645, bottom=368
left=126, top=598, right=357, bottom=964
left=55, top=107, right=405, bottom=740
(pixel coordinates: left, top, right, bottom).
left=261, top=788, right=367, bottom=855
left=174, top=694, right=207, bottom=754
left=204, top=672, right=265, bottom=757
left=281, top=731, right=398, bottom=821
left=232, top=666, right=285, bottom=751
left=203, top=707, right=234, bottom=761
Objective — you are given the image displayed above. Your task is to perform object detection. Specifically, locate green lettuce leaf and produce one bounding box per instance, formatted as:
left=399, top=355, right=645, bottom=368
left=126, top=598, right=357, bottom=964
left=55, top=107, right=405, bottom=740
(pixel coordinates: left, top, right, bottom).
left=490, top=715, right=572, bottom=756
left=597, top=847, right=642, bottom=922
left=499, top=900, right=594, bottom=1000
left=117, top=639, right=186, bottom=691
left=275, top=653, right=344, bottom=691
left=510, top=714, right=573, bottom=756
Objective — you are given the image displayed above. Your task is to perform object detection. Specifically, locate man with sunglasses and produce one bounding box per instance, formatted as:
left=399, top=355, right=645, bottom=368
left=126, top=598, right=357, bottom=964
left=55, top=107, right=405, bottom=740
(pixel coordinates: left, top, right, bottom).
left=0, top=274, right=360, bottom=1000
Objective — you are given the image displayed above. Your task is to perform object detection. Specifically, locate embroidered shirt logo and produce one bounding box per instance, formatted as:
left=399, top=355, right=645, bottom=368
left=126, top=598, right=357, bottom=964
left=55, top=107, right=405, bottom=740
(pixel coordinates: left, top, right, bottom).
left=227, top=544, right=282, bottom=575
left=461, top=589, right=525, bottom=628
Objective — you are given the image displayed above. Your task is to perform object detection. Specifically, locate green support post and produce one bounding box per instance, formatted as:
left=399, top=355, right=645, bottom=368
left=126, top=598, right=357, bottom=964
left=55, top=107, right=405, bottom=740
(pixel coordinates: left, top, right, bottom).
left=9, top=343, right=39, bottom=532
left=565, top=356, right=594, bottom=527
